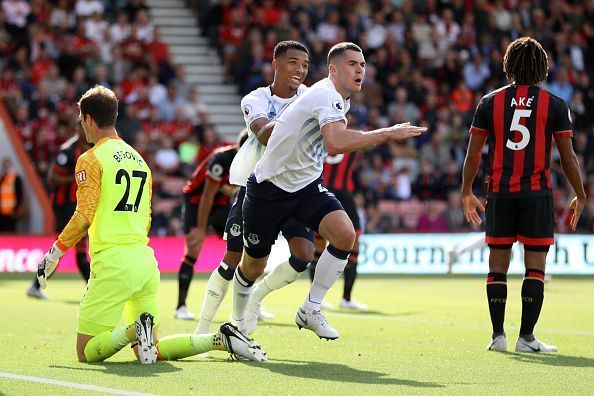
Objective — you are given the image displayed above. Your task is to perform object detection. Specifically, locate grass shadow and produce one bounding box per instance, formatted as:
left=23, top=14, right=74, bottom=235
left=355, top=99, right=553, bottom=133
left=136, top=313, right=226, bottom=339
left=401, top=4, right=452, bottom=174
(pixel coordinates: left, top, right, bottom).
left=324, top=308, right=392, bottom=316
left=508, top=353, right=594, bottom=368
left=263, top=359, right=444, bottom=388
left=49, top=361, right=183, bottom=377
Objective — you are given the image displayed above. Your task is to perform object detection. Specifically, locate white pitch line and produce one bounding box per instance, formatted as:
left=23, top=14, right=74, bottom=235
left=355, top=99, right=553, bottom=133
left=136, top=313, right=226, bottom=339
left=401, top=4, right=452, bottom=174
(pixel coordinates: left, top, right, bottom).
left=0, top=372, right=157, bottom=396
left=273, top=308, right=594, bottom=336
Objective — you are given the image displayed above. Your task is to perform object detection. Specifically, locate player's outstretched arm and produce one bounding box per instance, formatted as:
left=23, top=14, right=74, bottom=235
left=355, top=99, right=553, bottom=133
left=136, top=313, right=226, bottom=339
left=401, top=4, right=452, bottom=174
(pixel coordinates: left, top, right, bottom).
left=556, top=136, right=587, bottom=230
left=321, top=121, right=426, bottom=154
left=460, top=134, right=486, bottom=226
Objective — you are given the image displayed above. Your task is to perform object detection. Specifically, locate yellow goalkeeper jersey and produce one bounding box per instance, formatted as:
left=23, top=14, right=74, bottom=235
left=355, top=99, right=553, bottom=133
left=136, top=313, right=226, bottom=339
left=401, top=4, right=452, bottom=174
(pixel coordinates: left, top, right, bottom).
left=57, top=136, right=152, bottom=256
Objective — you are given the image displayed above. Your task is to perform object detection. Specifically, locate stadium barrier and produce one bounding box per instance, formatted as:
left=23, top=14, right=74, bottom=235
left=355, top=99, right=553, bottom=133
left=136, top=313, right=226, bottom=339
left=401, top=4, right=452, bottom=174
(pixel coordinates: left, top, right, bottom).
left=1, top=233, right=593, bottom=274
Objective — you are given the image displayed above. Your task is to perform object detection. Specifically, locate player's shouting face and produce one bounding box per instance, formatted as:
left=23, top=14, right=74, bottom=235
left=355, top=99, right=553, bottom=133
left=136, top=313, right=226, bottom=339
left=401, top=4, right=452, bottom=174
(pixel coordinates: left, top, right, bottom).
left=273, top=48, right=309, bottom=92
left=332, top=49, right=366, bottom=95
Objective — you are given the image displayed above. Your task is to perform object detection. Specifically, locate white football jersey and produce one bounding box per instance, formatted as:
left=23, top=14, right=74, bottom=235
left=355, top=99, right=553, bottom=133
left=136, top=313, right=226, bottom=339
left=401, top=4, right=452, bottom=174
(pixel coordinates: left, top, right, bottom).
left=254, top=78, right=350, bottom=192
left=229, top=85, right=307, bottom=186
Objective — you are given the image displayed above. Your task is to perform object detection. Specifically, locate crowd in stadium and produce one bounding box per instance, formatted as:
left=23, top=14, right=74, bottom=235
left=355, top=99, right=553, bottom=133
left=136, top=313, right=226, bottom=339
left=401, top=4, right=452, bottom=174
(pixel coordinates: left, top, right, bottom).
left=1, top=0, right=593, bottom=235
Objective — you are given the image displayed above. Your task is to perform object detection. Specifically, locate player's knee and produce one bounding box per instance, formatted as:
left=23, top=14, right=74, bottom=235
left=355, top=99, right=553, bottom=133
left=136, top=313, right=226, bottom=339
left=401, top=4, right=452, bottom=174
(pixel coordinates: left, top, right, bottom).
left=240, top=252, right=268, bottom=281
left=289, top=239, right=315, bottom=262
left=222, top=250, right=242, bottom=267
left=329, top=228, right=355, bottom=252
left=241, top=259, right=266, bottom=280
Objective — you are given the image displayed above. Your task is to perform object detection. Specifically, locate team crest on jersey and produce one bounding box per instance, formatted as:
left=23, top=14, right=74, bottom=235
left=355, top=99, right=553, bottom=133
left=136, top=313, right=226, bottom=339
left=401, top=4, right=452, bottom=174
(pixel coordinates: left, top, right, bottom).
left=247, top=233, right=260, bottom=245
left=243, top=104, right=252, bottom=116
left=76, top=170, right=87, bottom=183
left=210, top=164, right=224, bottom=177
left=332, top=100, right=343, bottom=112
left=230, top=223, right=241, bottom=237
left=57, top=153, right=68, bottom=166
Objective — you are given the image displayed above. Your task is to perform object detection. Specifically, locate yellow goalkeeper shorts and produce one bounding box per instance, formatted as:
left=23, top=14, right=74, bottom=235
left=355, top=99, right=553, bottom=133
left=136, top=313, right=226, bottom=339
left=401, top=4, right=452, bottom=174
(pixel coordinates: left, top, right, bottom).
left=77, top=245, right=161, bottom=336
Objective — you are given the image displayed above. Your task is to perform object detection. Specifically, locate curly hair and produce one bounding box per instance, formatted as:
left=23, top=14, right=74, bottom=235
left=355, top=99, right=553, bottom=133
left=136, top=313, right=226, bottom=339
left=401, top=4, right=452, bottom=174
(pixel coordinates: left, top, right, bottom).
left=503, top=37, right=549, bottom=86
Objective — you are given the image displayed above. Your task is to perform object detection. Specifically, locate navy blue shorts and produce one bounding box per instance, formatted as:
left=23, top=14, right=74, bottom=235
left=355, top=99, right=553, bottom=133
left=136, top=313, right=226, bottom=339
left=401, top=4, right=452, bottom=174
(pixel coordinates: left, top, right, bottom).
left=182, top=195, right=229, bottom=236
left=243, top=174, right=343, bottom=258
left=224, top=186, right=315, bottom=253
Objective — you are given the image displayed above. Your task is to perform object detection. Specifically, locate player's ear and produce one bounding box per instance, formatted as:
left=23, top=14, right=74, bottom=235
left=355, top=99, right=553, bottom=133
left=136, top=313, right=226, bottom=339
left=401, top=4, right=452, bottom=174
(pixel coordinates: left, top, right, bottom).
left=272, top=58, right=278, bottom=71
left=328, top=63, right=336, bottom=77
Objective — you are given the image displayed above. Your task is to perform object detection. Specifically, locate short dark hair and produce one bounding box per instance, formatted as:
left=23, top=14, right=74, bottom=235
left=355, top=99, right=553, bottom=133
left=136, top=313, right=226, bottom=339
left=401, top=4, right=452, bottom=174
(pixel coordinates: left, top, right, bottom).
left=503, top=37, right=548, bottom=86
left=327, top=42, right=362, bottom=66
left=78, top=85, right=119, bottom=128
left=273, top=40, right=309, bottom=59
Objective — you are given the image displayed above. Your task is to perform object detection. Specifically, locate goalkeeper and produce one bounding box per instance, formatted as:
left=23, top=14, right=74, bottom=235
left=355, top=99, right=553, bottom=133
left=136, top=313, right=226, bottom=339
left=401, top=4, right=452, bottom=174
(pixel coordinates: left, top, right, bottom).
left=37, top=86, right=265, bottom=363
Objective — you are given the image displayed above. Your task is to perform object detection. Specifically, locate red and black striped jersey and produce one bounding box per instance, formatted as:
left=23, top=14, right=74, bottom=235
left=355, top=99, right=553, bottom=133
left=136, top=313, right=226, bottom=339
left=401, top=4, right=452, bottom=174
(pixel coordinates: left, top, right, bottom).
left=323, top=152, right=358, bottom=193
left=183, top=144, right=237, bottom=205
left=470, top=85, right=573, bottom=197
left=50, top=136, right=85, bottom=207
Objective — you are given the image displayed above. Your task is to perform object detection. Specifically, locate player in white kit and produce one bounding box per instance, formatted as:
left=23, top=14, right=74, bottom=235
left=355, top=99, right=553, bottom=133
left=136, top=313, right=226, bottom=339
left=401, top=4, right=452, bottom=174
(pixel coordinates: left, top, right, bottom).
left=193, top=41, right=315, bottom=335
left=231, top=42, right=426, bottom=340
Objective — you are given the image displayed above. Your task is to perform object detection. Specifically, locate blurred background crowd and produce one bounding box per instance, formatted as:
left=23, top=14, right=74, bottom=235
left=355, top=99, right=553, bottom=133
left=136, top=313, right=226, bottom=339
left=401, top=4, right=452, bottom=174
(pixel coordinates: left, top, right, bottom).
left=1, top=0, right=593, bottom=236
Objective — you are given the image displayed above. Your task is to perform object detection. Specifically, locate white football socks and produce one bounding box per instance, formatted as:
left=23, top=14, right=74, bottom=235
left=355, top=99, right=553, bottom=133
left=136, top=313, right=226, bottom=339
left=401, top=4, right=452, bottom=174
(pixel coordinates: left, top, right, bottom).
left=194, top=262, right=233, bottom=334
left=303, top=247, right=348, bottom=312
left=251, top=259, right=302, bottom=304
left=231, top=267, right=254, bottom=334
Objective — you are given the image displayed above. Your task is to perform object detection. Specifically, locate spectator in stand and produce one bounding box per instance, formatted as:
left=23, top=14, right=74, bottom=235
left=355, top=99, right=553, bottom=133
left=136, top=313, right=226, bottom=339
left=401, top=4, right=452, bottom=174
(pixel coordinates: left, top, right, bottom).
left=0, top=157, right=25, bottom=232
left=417, top=200, right=448, bottom=232
left=74, top=0, right=104, bottom=19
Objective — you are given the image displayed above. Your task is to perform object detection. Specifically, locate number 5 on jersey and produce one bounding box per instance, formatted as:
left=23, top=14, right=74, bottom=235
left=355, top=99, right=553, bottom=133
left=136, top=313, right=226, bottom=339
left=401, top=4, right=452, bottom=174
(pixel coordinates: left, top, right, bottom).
left=507, top=109, right=532, bottom=151
left=114, top=169, right=147, bottom=212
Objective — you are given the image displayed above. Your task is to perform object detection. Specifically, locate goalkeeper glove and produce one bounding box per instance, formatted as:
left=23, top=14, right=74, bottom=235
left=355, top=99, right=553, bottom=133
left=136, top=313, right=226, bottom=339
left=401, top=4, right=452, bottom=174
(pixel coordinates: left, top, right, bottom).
left=37, top=243, right=64, bottom=289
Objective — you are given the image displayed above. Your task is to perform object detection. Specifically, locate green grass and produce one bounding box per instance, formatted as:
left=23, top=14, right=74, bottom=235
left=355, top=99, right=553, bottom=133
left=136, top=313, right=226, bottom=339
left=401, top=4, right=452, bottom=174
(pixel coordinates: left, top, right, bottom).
left=1, top=274, right=593, bottom=395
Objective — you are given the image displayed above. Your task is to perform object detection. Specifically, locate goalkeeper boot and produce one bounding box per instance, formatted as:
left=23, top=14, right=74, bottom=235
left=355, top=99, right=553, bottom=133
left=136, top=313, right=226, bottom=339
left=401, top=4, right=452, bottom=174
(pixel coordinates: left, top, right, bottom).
left=219, top=322, right=267, bottom=362
left=135, top=312, right=157, bottom=364
left=295, top=307, right=339, bottom=340
left=515, top=336, right=557, bottom=353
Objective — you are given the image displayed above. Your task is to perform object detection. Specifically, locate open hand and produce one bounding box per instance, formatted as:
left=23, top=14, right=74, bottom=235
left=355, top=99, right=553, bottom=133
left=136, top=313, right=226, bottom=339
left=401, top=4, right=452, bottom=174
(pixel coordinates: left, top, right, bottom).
left=462, top=194, right=485, bottom=226
left=386, top=122, right=427, bottom=141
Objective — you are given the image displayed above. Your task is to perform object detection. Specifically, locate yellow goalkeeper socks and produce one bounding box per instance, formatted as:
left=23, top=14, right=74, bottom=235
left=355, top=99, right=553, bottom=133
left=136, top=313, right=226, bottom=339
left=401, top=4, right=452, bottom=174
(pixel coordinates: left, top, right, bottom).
left=83, top=326, right=131, bottom=362
left=156, top=334, right=223, bottom=360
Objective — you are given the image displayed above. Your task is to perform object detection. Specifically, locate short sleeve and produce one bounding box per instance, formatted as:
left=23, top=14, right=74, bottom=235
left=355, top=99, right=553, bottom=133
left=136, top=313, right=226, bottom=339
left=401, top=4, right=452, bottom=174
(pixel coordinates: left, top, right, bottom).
left=241, top=90, right=268, bottom=128
left=206, top=152, right=227, bottom=182
left=469, top=97, right=489, bottom=137
left=314, top=91, right=347, bottom=128
left=52, top=147, right=76, bottom=175
left=552, top=98, right=573, bottom=139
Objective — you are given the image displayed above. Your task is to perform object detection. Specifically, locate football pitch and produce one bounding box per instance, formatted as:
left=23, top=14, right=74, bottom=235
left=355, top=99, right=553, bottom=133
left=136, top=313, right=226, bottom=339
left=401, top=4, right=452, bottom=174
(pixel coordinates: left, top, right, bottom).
left=1, top=274, right=593, bottom=395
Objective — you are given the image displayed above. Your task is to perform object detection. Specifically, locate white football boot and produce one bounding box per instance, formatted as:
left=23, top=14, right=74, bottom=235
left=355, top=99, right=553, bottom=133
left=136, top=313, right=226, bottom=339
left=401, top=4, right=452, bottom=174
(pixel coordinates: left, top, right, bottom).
left=135, top=312, right=158, bottom=364
left=26, top=285, right=49, bottom=300
left=219, top=322, right=267, bottom=362
left=515, top=337, right=557, bottom=353
left=486, top=334, right=507, bottom=352
left=339, top=298, right=368, bottom=311
left=295, top=307, right=339, bottom=340
left=174, top=305, right=195, bottom=321
left=258, top=305, right=275, bottom=320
